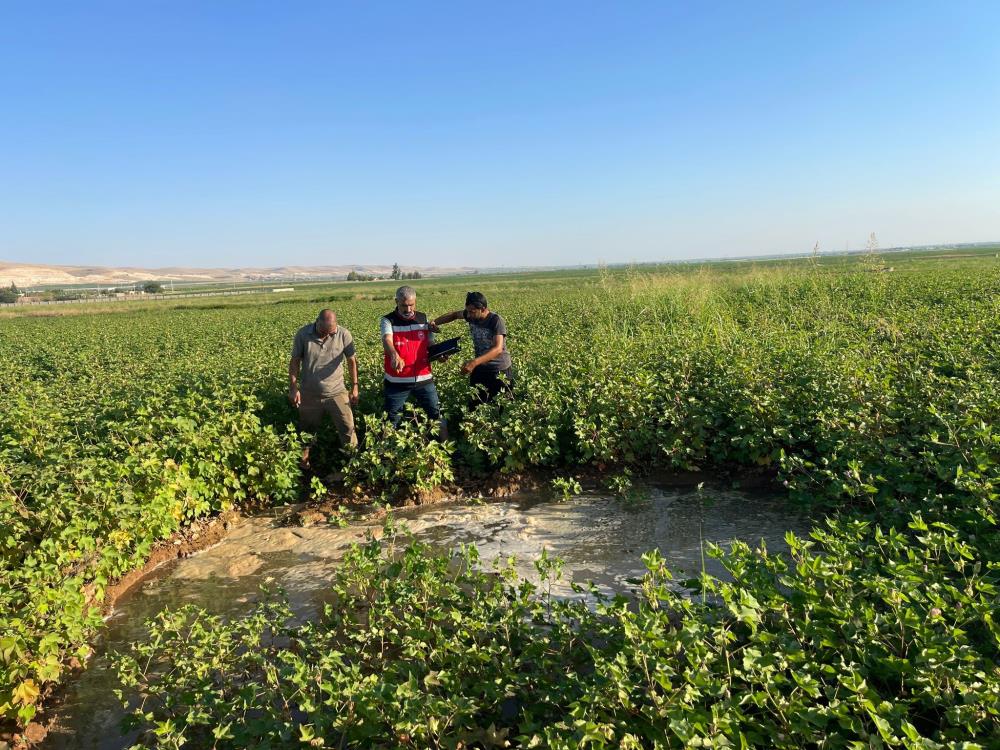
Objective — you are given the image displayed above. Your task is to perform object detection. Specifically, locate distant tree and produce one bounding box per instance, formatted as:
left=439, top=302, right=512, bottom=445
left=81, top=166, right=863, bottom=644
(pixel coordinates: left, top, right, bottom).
left=401, top=271, right=422, bottom=280
left=0, top=282, right=19, bottom=304
left=347, top=271, right=359, bottom=281
left=143, top=281, right=164, bottom=293
left=391, top=263, right=401, bottom=280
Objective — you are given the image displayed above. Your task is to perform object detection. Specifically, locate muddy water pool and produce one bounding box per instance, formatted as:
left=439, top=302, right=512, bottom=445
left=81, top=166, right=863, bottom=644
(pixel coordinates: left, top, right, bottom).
left=44, top=484, right=810, bottom=748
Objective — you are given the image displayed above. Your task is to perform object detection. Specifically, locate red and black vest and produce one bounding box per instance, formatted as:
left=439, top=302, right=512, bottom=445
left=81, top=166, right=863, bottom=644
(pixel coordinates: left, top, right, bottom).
left=382, top=310, right=433, bottom=384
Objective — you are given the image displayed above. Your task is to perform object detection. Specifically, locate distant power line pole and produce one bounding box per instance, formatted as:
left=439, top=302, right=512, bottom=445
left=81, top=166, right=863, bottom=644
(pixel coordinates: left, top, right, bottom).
left=866, top=232, right=879, bottom=255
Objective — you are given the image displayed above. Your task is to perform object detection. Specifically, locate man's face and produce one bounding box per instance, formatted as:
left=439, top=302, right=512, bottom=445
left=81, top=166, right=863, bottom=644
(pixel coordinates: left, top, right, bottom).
left=465, top=304, right=488, bottom=321
left=397, top=295, right=416, bottom=319
left=316, top=314, right=337, bottom=337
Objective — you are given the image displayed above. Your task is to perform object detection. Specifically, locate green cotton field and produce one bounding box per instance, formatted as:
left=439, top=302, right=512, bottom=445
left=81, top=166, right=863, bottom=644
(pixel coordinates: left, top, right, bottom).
left=2, top=255, right=999, bottom=746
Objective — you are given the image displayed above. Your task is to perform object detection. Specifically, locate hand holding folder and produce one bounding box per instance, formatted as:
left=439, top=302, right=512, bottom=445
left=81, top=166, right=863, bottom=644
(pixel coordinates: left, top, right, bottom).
left=428, top=337, right=460, bottom=362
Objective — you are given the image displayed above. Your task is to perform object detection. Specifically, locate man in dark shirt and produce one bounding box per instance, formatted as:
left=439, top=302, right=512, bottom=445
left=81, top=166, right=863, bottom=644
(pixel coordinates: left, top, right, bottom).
left=432, top=292, right=514, bottom=405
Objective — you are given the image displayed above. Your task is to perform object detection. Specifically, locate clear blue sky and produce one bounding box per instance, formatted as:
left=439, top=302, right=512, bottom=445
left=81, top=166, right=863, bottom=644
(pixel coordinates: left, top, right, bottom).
left=1, top=1, right=998, bottom=269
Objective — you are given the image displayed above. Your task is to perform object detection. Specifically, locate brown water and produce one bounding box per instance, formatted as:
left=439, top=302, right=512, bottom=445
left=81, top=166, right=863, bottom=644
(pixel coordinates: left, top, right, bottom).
left=43, top=484, right=809, bottom=748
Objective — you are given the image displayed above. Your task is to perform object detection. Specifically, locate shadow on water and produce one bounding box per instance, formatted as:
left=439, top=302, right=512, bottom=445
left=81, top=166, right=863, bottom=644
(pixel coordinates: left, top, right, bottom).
left=43, top=482, right=812, bottom=749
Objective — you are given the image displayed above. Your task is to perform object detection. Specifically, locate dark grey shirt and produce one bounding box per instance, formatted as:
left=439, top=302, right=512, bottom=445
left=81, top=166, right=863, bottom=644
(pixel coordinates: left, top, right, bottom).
left=291, top=323, right=356, bottom=396
left=464, top=311, right=511, bottom=372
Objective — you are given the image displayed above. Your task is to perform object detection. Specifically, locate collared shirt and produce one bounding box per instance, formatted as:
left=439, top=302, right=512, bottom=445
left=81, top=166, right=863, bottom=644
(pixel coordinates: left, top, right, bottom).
left=291, top=323, right=356, bottom=396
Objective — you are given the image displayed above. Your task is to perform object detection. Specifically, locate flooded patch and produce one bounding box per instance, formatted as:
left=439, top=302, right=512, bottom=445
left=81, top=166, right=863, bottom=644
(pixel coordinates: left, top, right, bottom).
left=43, top=483, right=809, bottom=748
left=408, top=486, right=800, bottom=593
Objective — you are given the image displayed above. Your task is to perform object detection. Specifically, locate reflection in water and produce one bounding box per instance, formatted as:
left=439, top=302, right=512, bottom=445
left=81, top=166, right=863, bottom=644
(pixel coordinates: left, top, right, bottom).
left=44, top=485, right=809, bottom=748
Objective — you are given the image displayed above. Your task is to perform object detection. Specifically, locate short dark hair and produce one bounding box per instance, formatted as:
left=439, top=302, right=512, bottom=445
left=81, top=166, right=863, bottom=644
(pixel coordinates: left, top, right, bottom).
left=465, top=291, right=488, bottom=309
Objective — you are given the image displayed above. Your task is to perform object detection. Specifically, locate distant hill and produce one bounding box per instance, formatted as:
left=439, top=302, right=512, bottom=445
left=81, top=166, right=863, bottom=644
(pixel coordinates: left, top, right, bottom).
left=5, top=241, right=996, bottom=288
left=0, top=261, right=476, bottom=288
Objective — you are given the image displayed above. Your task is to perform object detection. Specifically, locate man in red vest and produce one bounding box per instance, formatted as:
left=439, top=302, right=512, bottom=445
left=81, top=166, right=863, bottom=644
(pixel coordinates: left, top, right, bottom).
left=381, top=285, right=447, bottom=438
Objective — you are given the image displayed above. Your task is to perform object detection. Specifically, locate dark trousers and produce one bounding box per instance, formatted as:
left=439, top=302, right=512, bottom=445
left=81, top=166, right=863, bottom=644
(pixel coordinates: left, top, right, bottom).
left=384, top=380, right=441, bottom=427
left=469, top=366, right=515, bottom=406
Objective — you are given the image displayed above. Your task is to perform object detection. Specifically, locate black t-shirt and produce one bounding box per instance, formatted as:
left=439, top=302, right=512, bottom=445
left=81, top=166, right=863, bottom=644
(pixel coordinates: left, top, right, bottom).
left=464, top=310, right=512, bottom=372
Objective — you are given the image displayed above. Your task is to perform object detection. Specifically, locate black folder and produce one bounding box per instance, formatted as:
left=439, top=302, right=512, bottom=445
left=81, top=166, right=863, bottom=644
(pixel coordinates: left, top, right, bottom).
left=428, top=337, right=460, bottom=362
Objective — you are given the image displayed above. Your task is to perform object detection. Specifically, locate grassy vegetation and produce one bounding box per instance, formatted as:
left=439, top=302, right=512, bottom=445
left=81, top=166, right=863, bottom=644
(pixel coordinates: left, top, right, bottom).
left=2, top=252, right=998, bottom=745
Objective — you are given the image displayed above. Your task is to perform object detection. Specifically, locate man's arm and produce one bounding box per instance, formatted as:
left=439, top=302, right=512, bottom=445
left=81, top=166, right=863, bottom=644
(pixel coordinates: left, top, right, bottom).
left=347, top=355, right=360, bottom=405
left=461, top=334, right=505, bottom=375
left=382, top=333, right=405, bottom=373
left=430, top=310, right=463, bottom=330
left=288, top=356, right=302, bottom=406
left=380, top=317, right=405, bottom=372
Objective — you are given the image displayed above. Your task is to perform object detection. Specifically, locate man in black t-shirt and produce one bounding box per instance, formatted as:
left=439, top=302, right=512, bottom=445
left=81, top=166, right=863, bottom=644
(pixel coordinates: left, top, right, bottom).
left=432, top=292, right=514, bottom=405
